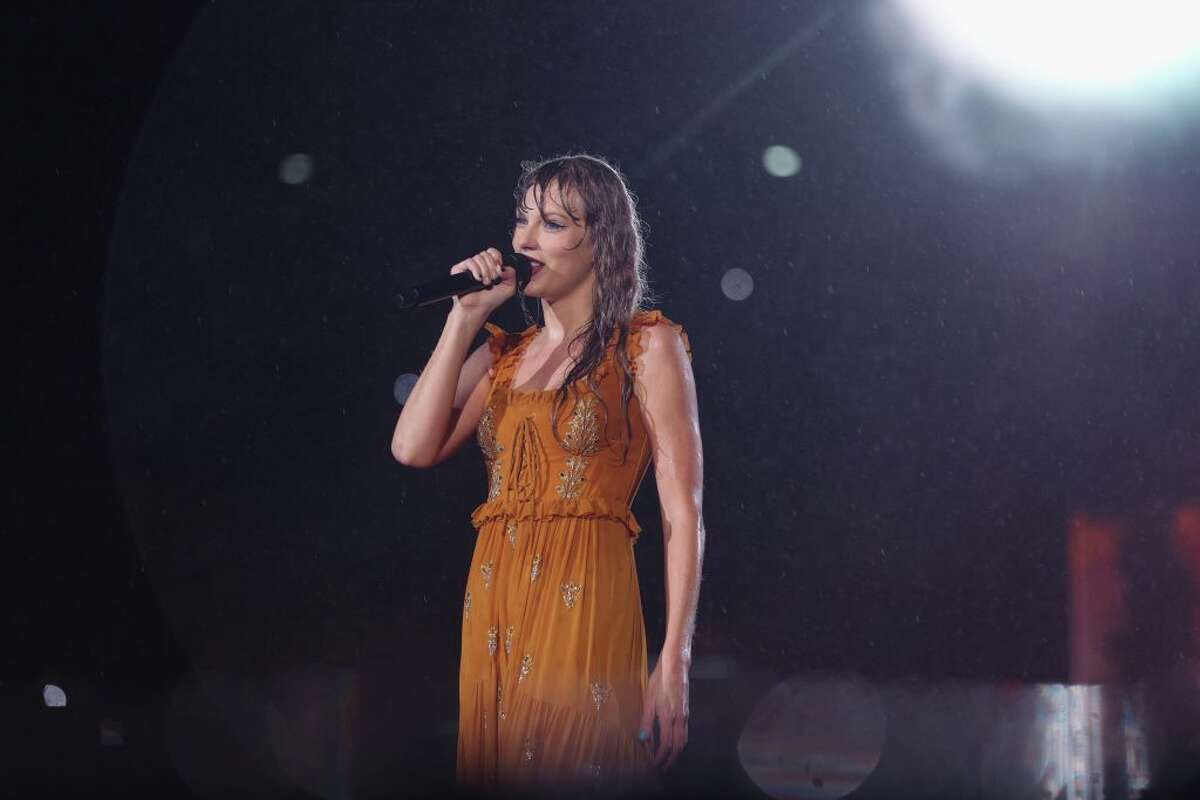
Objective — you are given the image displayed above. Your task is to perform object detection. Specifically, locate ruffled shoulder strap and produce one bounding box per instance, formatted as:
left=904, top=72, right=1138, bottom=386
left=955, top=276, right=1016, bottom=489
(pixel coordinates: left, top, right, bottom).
left=626, top=309, right=692, bottom=376
left=483, top=321, right=539, bottom=384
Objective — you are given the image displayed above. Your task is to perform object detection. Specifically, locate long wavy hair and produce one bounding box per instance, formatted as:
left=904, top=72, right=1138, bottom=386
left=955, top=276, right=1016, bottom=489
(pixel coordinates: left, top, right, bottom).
left=511, top=153, right=656, bottom=465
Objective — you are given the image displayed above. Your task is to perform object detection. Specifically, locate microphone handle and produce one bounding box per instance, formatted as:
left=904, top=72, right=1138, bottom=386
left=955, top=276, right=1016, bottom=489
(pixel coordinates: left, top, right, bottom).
left=396, top=253, right=533, bottom=309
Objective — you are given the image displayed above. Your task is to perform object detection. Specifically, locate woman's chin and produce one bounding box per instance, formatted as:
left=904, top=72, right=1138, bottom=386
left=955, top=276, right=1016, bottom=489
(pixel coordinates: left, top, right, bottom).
left=521, top=277, right=547, bottom=297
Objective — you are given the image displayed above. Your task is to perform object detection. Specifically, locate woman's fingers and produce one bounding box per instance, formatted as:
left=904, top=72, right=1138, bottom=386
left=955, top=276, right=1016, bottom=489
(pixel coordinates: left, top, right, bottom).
left=650, top=707, right=688, bottom=770
left=663, top=715, right=688, bottom=771
left=638, top=702, right=655, bottom=756
left=638, top=671, right=657, bottom=742
left=470, top=253, right=491, bottom=284
left=485, top=247, right=504, bottom=280
left=451, top=250, right=502, bottom=284
left=654, top=711, right=673, bottom=768
left=448, top=248, right=516, bottom=313
left=479, top=249, right=501, bottom=283
left=652, top=714, right=665, bottom=766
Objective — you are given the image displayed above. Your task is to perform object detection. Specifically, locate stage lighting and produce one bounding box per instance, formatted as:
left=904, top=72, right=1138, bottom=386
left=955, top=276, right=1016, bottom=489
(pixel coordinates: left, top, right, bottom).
left=895, top=0, right=1200, bottom=110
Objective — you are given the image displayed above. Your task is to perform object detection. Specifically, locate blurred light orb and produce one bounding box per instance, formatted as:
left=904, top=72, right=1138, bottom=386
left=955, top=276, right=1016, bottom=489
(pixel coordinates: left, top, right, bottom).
left=738, top=673, right=885, bottom=799
left=394, top=372, right=419, bottom=405
left=721, top=267, right=755, bottom=301
left=895, top=0, right=1200, bottom=109
left=278, top=153, right=315, bottom=184
left=43, top=684, right=67, bottom=707
left=763, top=145, right=802, bottom=177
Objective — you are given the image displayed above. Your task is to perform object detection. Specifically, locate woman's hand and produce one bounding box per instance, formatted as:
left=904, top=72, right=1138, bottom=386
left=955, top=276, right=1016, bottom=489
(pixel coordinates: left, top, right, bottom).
left=638, top=657, right=690, bottom=772
left=449, top=247, right=517, bottom=317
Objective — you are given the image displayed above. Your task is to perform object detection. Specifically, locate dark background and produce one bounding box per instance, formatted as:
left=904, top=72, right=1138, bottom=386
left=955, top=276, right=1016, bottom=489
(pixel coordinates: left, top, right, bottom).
left=7, top=1, right=1200, bottom=797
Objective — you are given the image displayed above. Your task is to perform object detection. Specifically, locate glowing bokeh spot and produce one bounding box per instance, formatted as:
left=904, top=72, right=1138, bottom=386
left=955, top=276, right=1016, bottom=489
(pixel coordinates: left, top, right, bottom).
left=43, top=684, right=67, bottom=707
left=721, top=268, right=755, bottom=301
left=763, top=145, right=802, bottom=177
left=738, top=674, right=885, bottom=799
left=394, top=372, right=419, bottom=405
left=278, top=153, right=315, bottom=184
left=895, top=0, right=1200, bottom=108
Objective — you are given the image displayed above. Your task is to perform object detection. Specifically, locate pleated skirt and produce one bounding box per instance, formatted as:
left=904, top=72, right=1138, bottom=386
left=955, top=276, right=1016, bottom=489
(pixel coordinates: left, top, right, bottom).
left=456, top=512, right=660, bottom=797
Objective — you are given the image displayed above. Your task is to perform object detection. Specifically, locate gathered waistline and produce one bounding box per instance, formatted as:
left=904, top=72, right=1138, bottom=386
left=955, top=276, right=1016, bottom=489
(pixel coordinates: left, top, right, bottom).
left=470, top=496, right=642, bottom=538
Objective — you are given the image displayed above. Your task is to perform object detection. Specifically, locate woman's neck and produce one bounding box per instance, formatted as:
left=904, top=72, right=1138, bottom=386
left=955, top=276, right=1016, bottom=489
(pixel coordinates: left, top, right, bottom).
left=538, top=284, right=594, bottom=347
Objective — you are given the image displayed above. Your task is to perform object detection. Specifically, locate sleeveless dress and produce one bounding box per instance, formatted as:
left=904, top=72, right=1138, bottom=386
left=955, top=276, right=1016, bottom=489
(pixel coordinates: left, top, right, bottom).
left=456, top=309, right=692, bottom=796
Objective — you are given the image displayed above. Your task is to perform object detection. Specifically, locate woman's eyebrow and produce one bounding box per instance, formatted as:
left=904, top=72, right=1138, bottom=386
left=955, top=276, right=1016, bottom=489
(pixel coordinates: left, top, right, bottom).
left=516, top=208, right=566, bottom=219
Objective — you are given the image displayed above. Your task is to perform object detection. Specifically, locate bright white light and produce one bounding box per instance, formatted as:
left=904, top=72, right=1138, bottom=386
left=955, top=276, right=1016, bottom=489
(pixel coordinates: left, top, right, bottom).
left=897, top=0, right=1200, bottom=108
left=43, top=684, right=67, bottom=707
left=762, top=145, right=802, bottom=177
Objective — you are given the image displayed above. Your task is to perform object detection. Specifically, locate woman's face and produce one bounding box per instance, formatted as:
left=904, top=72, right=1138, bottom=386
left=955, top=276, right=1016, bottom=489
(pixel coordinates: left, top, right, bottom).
left=511, top=180, right=593, bottom=299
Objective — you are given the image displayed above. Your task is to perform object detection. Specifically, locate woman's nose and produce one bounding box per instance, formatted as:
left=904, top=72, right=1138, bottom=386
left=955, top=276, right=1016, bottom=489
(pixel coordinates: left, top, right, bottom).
left=513, top=228, right=538, bottom=252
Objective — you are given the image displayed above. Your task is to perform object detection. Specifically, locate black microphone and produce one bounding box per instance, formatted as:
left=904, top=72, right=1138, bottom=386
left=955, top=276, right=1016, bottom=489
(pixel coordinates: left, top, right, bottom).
left=395, top=252, right=534, bottom=309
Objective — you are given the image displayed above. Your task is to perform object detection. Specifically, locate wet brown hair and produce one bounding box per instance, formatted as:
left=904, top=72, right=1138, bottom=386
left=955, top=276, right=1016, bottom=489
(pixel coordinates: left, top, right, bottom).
left=511, top=153, right=657, bottom=464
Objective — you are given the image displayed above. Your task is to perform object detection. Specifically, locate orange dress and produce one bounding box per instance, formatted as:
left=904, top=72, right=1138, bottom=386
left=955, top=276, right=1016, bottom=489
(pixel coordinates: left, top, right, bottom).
left=456, top=309, right=692, bottom=795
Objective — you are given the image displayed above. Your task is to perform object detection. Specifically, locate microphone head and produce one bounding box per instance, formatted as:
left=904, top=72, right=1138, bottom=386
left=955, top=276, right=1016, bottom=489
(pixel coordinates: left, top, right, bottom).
left=507, top=252, right=534, bottom=290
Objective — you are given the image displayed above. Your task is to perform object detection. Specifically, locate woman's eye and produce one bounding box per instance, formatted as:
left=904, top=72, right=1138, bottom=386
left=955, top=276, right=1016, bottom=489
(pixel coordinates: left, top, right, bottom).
left=512, top=217, right=563, bottom=231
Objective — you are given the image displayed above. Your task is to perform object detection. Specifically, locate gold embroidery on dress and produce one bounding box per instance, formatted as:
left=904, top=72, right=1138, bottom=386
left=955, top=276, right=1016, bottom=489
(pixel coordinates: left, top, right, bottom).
left=497, top=682, right=506, bottom=721
left=476, top=404, right=505, bottom=500
left=556, top=394, right=601, bottom=499
left=504, top=625, right=514, bottom=656
left=505, top=519, right=518, bottom=549
left=590, top=681, right=612, bottom=714
left=480, top=560, right=493, bottom=591
left=463, top=590, right=471, bottom=620
left=530, top=554, right=541, bottom=583
left=519, top=653, right=533, bottom=683
left=487, top=625, right=498, bottom=657
left=561, top=582, right=583, bottom=609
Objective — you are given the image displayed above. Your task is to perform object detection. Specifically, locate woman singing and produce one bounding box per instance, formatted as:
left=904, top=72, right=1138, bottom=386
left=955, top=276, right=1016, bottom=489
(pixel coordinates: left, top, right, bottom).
left=391, top=153, right=704, bottom=796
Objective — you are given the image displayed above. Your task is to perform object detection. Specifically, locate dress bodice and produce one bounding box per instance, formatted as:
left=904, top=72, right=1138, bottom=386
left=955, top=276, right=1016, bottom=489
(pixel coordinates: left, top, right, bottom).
left=470, top=309, right=691, bottom=543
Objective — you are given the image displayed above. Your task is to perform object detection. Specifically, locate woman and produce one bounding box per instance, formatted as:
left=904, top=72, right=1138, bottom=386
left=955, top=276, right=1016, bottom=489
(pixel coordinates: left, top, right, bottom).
left=392, top=153, right=704, bottom=796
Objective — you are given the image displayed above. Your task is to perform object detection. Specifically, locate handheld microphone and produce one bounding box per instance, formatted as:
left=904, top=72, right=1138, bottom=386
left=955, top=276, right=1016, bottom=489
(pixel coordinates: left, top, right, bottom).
left=395, top=253, right=534, bottom=309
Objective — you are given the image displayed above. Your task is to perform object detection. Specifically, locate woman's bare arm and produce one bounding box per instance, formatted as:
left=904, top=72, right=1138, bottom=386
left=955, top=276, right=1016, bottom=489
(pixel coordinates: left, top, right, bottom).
left=634, top=321, right=704, bottom=771
left=634, top=323, right=704, bottom=671
left=391, top=307, right=495, bottom=467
